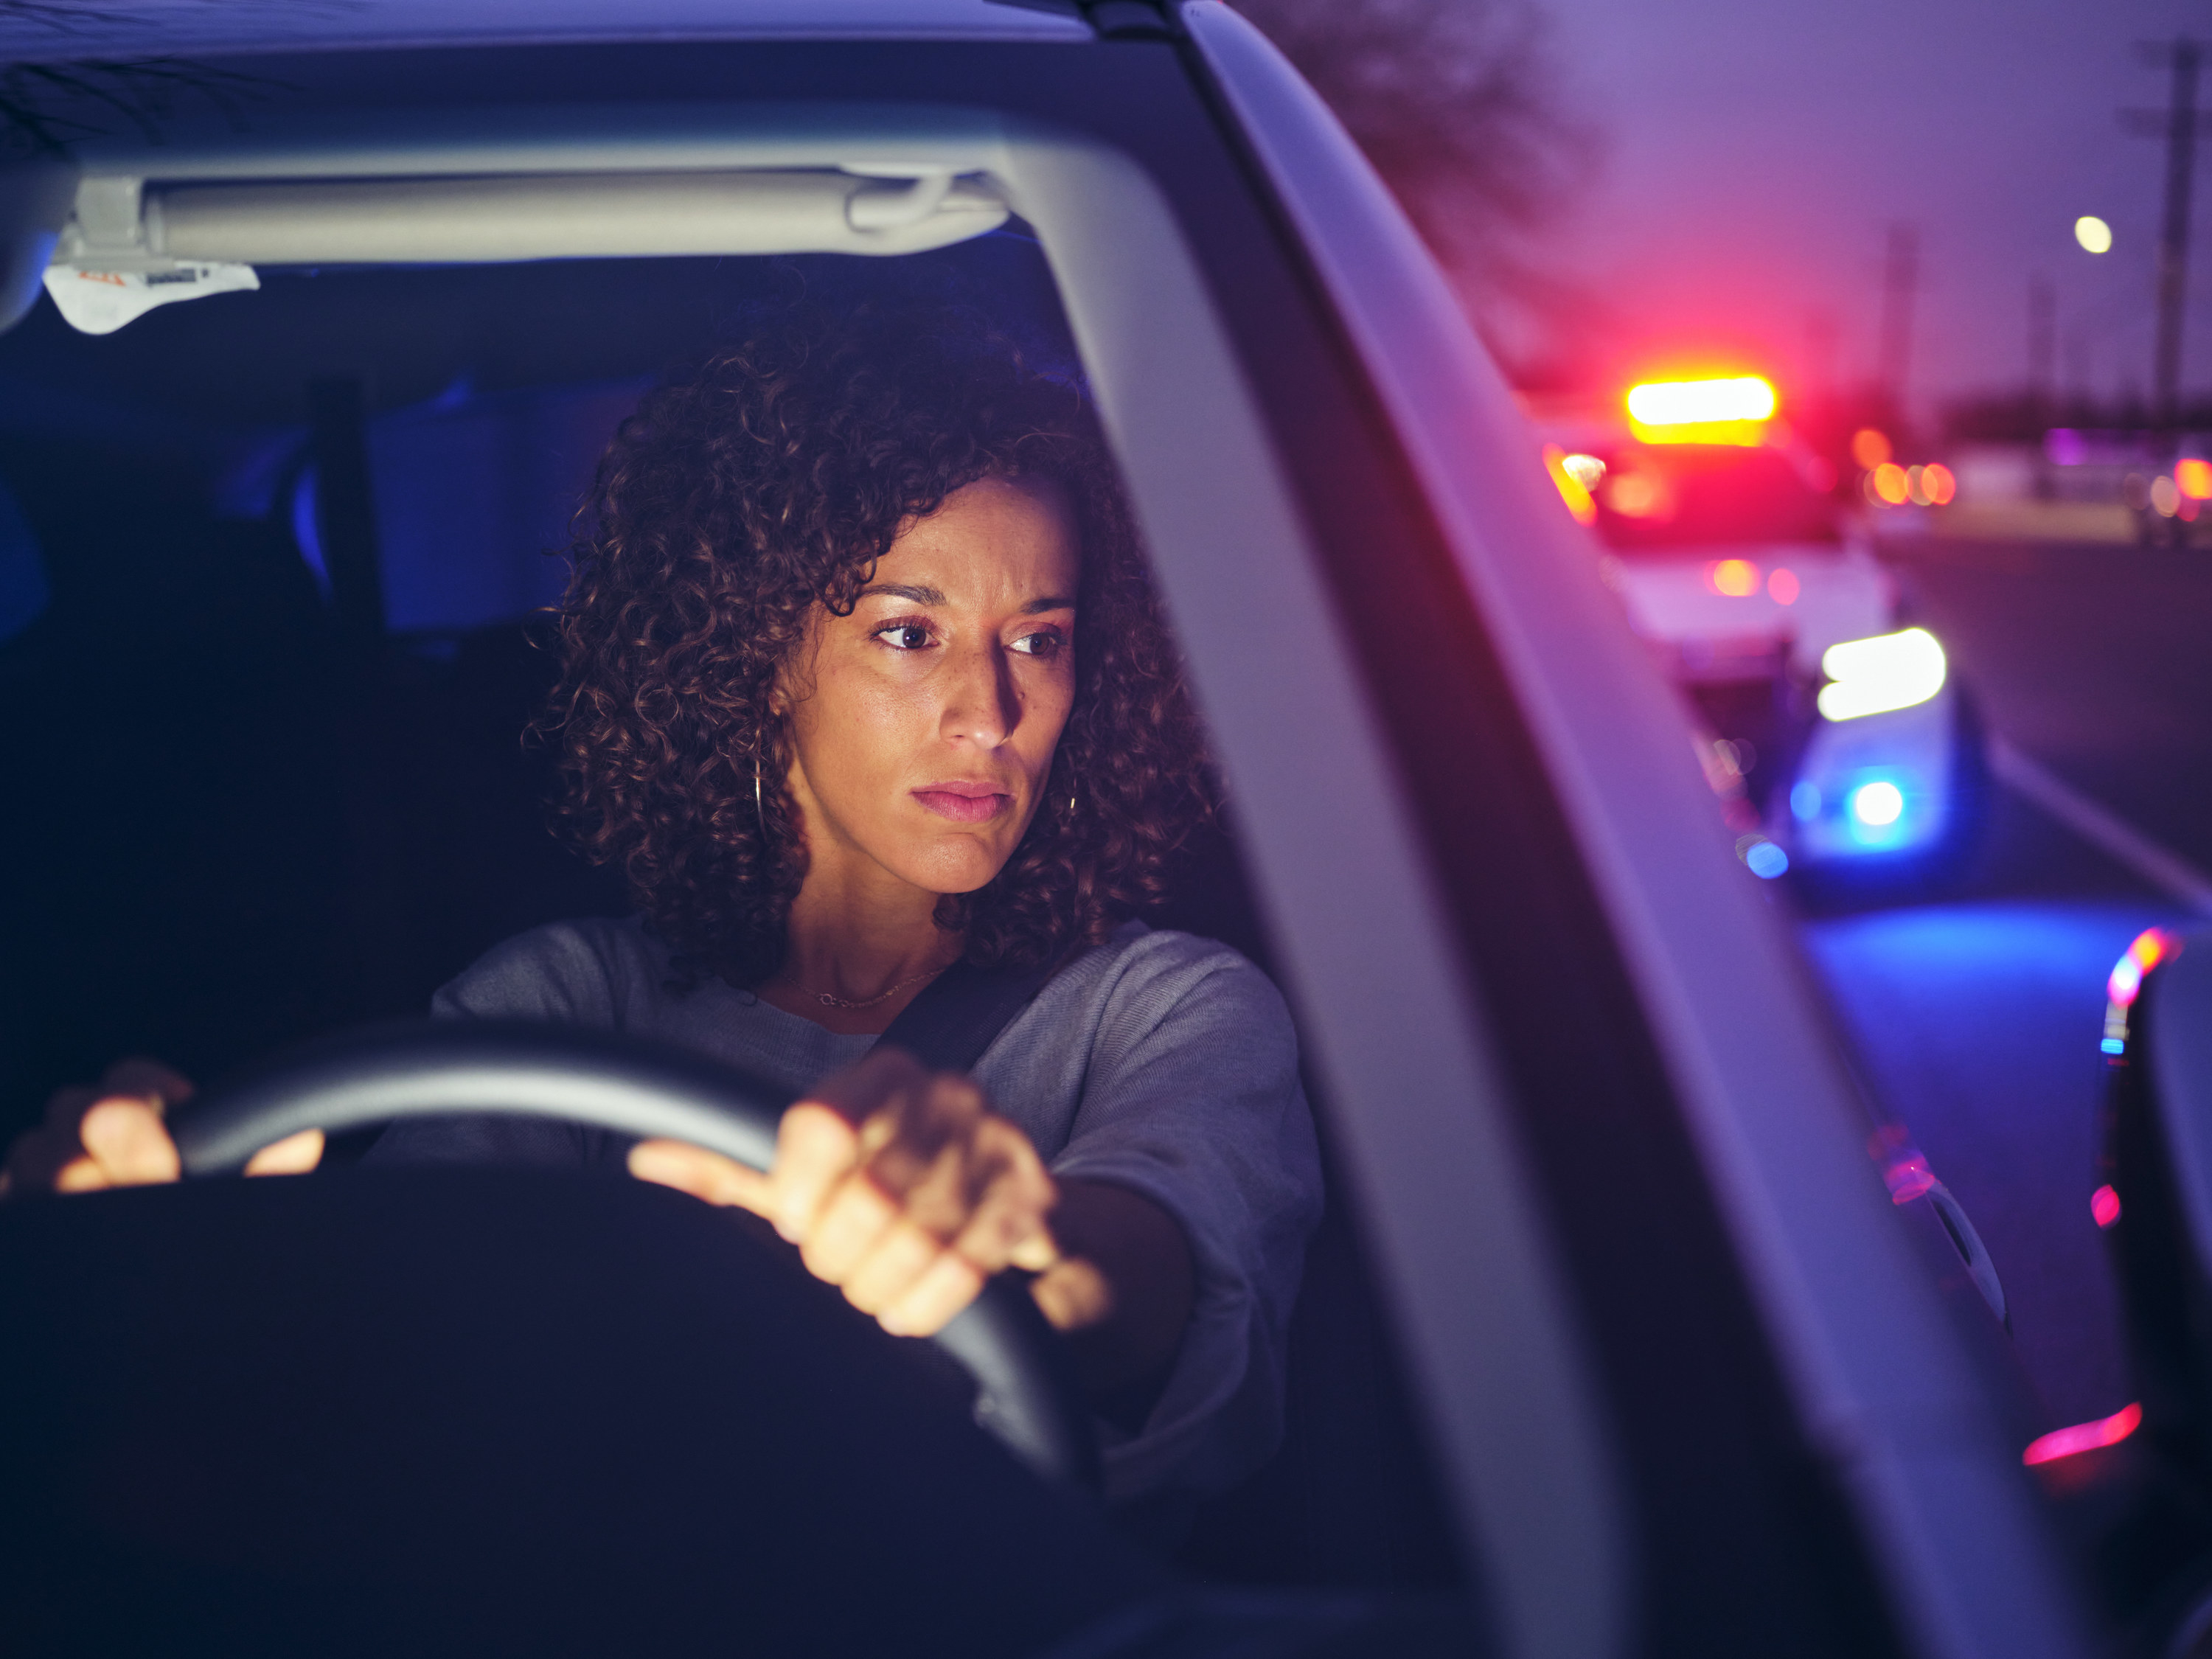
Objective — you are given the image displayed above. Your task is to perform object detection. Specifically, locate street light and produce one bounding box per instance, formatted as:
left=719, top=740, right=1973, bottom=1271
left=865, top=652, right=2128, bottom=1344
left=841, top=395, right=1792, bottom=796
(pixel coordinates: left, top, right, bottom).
left=2076, top=215, right=2115, bottom=254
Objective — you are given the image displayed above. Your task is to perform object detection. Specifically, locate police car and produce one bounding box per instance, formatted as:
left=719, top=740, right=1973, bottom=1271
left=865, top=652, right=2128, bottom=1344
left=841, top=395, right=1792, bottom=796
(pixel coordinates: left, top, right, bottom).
left=1534, top=375, right=1978, bottom=879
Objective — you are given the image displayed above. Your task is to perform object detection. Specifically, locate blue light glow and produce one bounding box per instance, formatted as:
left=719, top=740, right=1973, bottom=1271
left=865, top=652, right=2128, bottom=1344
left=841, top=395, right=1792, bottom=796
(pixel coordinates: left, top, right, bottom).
left=2101, top=1037, right=2126, bottom=1055
left=1851, top=780, right=1906, bottom=827
left=1790, top=780, right=1821, bottom=821
left=291, top=465, right=333, bottom=601
left=1746, top=841, right=1790, bottom=879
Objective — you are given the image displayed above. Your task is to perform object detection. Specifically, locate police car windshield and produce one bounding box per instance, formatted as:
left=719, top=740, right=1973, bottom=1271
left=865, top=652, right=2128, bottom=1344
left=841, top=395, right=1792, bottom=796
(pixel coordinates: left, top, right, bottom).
left=1595, top=444, right=1840, bottom=551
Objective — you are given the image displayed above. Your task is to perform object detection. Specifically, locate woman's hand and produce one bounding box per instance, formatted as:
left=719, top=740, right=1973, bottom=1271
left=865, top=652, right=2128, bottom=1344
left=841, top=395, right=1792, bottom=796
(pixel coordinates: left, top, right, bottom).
left=0, top=1059, right=324, bottom=1198
left=630, top=1048, right=1195, bottom=1394
left=630, top=1047, right=1057, bottom=1338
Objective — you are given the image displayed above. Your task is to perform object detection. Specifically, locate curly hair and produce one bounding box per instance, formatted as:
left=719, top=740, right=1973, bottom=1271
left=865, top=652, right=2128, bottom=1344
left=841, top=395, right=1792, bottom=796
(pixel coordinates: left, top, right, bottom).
left=540, top=291, right=1211, bottom=990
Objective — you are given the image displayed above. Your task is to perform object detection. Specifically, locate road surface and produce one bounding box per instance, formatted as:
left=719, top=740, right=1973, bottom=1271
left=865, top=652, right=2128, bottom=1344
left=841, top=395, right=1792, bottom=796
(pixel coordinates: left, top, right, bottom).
left=1794, top=532, right=2212, bottom=1430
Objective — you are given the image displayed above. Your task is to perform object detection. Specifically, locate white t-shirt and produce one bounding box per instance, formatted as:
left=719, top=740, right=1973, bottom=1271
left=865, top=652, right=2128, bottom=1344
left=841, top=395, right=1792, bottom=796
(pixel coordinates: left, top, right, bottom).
left=370, top=914, right=1323, bottom=1506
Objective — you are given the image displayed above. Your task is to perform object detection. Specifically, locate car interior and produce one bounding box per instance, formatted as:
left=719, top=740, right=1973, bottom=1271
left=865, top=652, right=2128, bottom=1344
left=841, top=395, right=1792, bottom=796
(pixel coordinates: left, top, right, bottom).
left=0, top=228, right=1469, bottom=1613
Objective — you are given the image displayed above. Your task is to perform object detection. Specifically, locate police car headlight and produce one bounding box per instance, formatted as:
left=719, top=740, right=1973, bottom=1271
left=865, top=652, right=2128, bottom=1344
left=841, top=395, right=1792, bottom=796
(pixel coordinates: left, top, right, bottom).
left=1817, top=627, right=1947, bottom=721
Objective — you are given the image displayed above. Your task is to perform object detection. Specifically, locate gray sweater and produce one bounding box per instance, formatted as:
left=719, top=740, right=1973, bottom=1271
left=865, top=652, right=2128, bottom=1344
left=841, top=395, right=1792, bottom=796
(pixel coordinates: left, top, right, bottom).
left=375, top=915, right=1322, bottom=1504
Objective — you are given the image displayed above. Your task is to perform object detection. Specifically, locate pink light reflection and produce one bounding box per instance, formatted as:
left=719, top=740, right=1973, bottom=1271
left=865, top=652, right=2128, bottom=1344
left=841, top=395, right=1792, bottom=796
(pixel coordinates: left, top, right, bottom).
left=2023, top=1402, right=2140, bottom=1466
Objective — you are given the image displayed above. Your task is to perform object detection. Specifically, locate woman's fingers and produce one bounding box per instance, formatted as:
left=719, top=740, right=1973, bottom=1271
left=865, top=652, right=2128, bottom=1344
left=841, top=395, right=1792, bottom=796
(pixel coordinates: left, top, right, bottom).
left=1027, top=1257, right=1116, bottom=1335
left=837, top=1216, right=949, bottom=1318
left=845, top=1114, right=1060, bottom=1333
left=877, top=1249, right=987, bottom=1338
left=768, top=1100, right=866, bottom=1245
left=628, top=1140, right=774, bottom=1214
left=244, top=1129, right=325, bottom=1177
left=76, top=1098, right=181, bottom=1187
left=5, top=1061, right=304, bottom=1196
left=800, top=1166, right=901, bottom=1284
left=630, top=1052, right=1062, bottom=1340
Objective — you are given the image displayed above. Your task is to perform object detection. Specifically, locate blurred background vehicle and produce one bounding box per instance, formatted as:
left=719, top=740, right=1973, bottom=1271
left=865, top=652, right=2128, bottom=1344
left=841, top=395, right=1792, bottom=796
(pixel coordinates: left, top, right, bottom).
left=1531, top=374, right=1980, bottom=883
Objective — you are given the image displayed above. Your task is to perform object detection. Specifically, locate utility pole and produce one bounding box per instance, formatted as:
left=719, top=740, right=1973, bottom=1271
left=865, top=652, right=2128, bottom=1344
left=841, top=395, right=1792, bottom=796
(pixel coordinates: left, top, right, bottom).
left=2028, top=274, right=2056, bottom=414
left=1803, top=307, right=1839, bottom=412
left=1877, top=223, right=1919, bottom=422
left=2124, top=38, right=2212, bottom=430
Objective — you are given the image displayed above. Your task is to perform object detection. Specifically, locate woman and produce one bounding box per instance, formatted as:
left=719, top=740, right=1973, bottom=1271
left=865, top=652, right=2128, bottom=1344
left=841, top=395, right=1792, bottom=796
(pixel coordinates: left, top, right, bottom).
left=3, top=293, right=1321, bottom=1508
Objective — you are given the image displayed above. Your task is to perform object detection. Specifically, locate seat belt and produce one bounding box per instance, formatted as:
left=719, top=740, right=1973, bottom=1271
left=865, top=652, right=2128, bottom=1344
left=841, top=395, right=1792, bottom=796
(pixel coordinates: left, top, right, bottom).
left=869, top=958, right=1059, bottom=1074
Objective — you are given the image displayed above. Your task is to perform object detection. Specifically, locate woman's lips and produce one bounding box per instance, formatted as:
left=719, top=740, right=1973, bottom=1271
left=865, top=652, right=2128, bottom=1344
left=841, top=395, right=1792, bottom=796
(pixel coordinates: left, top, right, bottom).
left=911, top=783, right=1013, bottom=824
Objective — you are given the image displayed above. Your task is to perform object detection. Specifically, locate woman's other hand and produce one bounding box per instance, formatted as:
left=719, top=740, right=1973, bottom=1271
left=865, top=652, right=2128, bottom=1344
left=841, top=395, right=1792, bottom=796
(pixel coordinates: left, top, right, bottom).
left=0, top=1058, right=324, bottom=1197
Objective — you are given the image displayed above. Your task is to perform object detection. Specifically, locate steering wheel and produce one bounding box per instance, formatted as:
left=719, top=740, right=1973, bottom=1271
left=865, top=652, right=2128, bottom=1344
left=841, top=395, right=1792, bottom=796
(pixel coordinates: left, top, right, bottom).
left=169, top=1020, right=1099, bottom=1489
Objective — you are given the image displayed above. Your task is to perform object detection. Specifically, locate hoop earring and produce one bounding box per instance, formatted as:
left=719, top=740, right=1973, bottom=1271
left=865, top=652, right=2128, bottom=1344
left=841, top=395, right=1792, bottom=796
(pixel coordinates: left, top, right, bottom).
left=754, top=751, right=767, bottom=839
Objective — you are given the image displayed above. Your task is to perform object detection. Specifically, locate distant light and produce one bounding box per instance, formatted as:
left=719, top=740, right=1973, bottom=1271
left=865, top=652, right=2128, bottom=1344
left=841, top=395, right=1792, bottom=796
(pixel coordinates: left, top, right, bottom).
left=2152, top=474, right=2183, bottom=517
left=1790, top=780, right=1822, bottom=821
left=1767, top=566, right=1801, bottom=605
left=1626, top=376, right=1776, bottom=445
left=1921, top=462, right=1957, bottom=505
left=1818, top=627, right=1948, bottom=721
left=2178, top=459, right=2212, bottom=500
left=1562, top=452, right=1605, bottom=489
left=2108, top=953, right=2143, bottom=1007
left=2023, top=1401, right=2139, bottom=1466
left=1906, top=465, right=1932, bottom=507
left=1708, top=557, right=1761, bottom=597
left=2104, top=930, right=2180, bottom=1057
left=2092, top=1184, right=2123, bottom=1228
left=2074, top=215, right=2113, bottom=254
left=2107, top=927, right=2179, bottom=1009
left=1850, top=780, right=1905, bottom=827
left=1869, top=462, right=1911, bottom=506
left=2045, top=428, right=2087, bottom=467
left=1605, top=467, right=1669, bottom=518
left=1542, top=443, right=1598, bottom=526
left=1850, top=428, right=1893, bottom=470
left=1745, top=840, right=1790, bottom=879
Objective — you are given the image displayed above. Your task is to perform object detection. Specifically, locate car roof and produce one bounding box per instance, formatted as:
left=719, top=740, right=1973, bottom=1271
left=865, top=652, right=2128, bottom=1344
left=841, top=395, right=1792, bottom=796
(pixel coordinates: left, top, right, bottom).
left=0, top=0, right=1094, bottom=63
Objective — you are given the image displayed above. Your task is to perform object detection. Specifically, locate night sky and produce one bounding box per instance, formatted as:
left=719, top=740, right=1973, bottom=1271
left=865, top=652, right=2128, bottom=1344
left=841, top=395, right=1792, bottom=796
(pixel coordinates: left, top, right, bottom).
left=1537, top=0, right=2208, bottom=421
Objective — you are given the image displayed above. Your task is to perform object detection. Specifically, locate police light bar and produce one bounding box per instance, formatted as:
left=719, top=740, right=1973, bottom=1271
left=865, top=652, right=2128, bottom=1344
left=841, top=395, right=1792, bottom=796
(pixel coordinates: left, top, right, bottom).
left=1624, top=375, right=1777, bottom=445
left=1817, top=627, right=1947, bottom=721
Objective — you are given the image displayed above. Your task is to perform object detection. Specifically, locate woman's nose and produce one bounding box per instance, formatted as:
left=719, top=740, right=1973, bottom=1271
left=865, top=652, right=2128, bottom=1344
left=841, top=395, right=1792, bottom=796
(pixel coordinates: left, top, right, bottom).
left=939, top=641, right=1021, bottom=749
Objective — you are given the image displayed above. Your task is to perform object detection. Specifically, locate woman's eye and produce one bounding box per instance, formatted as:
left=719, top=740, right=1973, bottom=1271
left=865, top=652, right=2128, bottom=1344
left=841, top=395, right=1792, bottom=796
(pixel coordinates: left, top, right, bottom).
left=876, top=623, right=933, bottom=651
left=1009, top=630, right=1064, bottom=658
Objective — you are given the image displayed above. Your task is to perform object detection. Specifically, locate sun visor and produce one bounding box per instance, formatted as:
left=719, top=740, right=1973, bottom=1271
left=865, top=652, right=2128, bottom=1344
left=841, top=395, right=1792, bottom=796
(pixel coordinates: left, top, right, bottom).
left=40, top=167, right=1009, bottom=334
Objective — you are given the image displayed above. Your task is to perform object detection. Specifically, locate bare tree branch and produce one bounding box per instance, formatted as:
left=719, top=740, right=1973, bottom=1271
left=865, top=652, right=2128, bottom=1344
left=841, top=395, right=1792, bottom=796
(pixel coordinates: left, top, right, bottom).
left=1231, top=0, right=1600, bottom=357
left=0, top=57, right=269, bottom=157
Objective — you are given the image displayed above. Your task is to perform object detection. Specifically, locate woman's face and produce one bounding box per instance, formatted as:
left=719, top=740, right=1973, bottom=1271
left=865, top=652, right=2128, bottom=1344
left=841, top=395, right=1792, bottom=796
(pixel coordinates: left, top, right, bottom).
left=781, top=474, right=1081, bottom=901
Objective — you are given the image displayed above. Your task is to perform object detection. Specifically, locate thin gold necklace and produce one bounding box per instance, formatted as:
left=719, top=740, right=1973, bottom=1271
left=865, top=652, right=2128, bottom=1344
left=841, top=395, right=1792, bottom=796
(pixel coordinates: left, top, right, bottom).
left=801, top=959, right=956, bottom=1011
